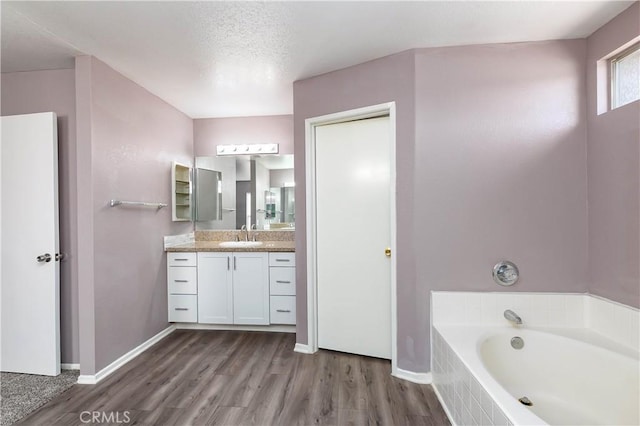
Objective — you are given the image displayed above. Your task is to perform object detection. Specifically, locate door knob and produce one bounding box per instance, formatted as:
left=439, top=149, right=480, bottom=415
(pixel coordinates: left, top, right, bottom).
left=385, top=248, right=391, bottom=257
left=36, top=253, right=52, bottom=263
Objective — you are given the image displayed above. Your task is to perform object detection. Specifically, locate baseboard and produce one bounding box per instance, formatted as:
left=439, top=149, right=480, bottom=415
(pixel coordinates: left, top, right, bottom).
left=293, top=343, right=314, bottom=354
left=393, top=368, right=432, bottom=384
left=77, top=325, right=175, bottom=385
left=174, top=323, right=296, bottom=333
left=432, top=382, right=456, bottom=426
left=61, top=363, right=80, bottom=370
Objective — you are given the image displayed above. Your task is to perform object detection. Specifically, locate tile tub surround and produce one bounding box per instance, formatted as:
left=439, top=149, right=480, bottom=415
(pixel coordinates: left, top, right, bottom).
left=431, top=292, right=640, bottom=426
left=432, top=329, right=512, bottom=426
left=431, top=292, right=639, bottom=351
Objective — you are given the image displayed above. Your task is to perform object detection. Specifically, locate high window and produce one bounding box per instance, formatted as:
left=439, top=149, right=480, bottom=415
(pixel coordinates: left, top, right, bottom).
left=611, top=43, right=640, bottom=109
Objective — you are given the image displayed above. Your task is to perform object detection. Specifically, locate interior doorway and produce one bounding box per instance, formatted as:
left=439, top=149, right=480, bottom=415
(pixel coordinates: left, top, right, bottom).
left=305, top=103, right=397, bottom=372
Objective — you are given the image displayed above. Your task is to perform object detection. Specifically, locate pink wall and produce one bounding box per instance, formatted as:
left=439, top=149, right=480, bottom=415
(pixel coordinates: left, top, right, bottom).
left=293, top=50, right=417, bottom=361
left=294, top=41, right=589, bottom=372
left=75, top=57, right=193, bottom=373
left=1, top=69, right=80, bottom=364
left=414, top=40, right=588, bottom=370
left=586, top=3, right=640, bottom=308
left=194, top=115, right=294, bottom=156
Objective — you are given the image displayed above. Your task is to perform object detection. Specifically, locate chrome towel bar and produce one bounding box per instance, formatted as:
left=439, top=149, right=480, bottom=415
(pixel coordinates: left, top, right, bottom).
left=109, top=199, right=167, bottom=209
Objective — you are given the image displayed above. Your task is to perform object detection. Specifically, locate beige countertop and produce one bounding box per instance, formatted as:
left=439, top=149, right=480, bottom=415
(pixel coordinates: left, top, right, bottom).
left=166, top=240, right=295, bottom=252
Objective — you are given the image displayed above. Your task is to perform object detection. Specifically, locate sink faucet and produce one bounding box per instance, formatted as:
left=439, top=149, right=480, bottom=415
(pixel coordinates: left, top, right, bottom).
left=250, top=224, right=257, bottom=241
left=239, top=224, right=248, bottom=242
left=504, top=309, right=522, bottom=325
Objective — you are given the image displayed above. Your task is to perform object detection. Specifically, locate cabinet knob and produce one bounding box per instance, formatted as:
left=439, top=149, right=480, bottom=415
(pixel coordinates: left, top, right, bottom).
left=385, top=248, right=391, bottom=257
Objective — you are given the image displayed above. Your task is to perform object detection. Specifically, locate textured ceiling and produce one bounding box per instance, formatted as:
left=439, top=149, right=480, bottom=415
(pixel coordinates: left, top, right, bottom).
left=1, top=1, right=636, bottom=118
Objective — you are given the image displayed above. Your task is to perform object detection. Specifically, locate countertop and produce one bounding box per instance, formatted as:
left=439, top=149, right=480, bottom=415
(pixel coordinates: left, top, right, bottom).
left=165, top=240, right=295, bottom=252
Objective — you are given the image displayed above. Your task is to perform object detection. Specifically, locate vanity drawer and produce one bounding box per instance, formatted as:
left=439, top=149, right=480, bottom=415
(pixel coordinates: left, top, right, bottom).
left=270, top=296, right=296, bottom=325
left=269, top=267, right=296, bottom=296
left=168, top=295, right=197, bottom=322
left=168, top=252, right=197, bottom=267
left=268, top=252, right=295, bottom=267
left=168, top=267, right=197, bottom=294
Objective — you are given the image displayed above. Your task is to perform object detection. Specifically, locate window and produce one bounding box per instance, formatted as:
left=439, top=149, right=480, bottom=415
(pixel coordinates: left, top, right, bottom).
left=611, top=43, right=640, bottom=109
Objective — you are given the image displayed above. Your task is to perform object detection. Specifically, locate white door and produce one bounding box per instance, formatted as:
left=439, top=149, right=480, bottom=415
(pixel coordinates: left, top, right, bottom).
left=233, top=252, right=269, bottom=325
left=315, top=116, right=392, bottom=359
left=1, top=112, right=60, bottom=376
left=197, top=252, right=233, bottom=324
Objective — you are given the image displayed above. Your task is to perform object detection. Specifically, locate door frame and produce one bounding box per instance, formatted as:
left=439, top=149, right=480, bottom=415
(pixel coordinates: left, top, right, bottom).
left=304, top=102, right=397, bottom=375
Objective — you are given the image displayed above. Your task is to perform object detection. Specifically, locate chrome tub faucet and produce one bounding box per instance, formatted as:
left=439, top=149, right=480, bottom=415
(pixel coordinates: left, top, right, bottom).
left=504, top=309, right=522, bottom=325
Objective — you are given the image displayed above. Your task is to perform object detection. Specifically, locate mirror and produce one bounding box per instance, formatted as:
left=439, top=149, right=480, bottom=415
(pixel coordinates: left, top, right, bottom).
left=194, top=168, right=222, bottom=221
left=194, top=155, right=294, bottom=230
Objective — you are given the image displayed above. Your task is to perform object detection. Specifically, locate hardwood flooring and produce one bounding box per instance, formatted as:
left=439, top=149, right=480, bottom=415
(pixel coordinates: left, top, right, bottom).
left=19, top=331, right=450, bottom=426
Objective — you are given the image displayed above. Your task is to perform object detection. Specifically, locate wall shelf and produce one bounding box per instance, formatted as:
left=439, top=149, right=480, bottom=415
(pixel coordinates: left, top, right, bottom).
left=172, top=162, right=192, bottom=221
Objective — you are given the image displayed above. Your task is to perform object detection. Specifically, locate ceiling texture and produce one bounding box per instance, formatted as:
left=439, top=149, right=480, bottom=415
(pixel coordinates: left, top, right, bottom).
left=1, top=1, right=636, bottom=118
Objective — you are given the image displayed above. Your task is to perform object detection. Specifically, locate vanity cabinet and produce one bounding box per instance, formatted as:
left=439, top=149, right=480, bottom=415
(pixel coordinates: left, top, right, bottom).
left=197, top=252, right=270, bottom=325
left=167, top=251, right=293, bottom=326
left=167, top=253, right=198, bottom=322
left=197, top=252, right=233, bottom=324
left=269, top=252, right=296, bottom=325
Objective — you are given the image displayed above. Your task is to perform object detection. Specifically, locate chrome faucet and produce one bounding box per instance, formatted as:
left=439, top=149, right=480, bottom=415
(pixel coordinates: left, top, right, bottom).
left=239, top=224, right=248, bottom=241
left=250, top=224, right=257, bottom=241
left=504, top=309, right=522, bottom=325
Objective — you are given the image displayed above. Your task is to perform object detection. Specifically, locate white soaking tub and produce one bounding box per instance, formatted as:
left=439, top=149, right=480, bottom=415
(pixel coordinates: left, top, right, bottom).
left=480, top=328, right=639, bottom=425
left=432, top=326, right=640, bottom=425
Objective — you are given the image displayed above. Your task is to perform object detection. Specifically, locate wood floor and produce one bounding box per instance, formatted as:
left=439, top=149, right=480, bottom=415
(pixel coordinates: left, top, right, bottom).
left=19, top=330, right=450, bottom=426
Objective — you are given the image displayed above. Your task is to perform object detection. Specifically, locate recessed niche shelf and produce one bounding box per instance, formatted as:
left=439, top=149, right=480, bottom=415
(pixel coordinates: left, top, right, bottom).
left=172, top=162, right=192, bottom=221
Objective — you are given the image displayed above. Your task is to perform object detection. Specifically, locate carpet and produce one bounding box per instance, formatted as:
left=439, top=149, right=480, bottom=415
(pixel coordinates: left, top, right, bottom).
left=0, top=370, right=79, bottom=425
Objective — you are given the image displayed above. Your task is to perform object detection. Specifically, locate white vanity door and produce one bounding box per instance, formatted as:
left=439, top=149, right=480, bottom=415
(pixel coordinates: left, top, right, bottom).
left=197, top=252, right=233, bottom=324
left=232, top=252, right=269, bottom=325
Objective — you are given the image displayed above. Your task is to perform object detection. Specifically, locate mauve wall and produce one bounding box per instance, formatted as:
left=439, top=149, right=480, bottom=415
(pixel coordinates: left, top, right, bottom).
left=293, top=51, right=416, bottom=357
left=76, top=57, right=193, bottom=373
left=194, top=115, right=294, bottom=156
left=586, top=3, right=640, bottom=308
left=414, top=40, right=588, bottom=370
left=294, top=41, right=589, bottom=372
left=1, top=69, right=80, bottom=364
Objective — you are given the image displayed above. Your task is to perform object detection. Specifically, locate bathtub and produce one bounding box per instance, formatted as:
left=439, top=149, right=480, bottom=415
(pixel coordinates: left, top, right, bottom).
left=432, top=325, right=640, bottom=425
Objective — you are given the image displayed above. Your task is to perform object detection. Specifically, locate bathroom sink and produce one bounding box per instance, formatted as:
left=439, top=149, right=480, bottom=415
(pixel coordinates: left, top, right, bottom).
left=218, top=241, right=264, bottom=248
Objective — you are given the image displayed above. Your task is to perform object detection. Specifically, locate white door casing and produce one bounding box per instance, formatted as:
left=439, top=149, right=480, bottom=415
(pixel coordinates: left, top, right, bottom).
left=305, top=103, right=397, bottom=371
left=1, top=112, right=61, bottom=376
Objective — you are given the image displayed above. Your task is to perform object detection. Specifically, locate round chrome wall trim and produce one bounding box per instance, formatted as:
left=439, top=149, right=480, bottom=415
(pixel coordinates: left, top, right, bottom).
left=493, top=261, right=519, bottom=286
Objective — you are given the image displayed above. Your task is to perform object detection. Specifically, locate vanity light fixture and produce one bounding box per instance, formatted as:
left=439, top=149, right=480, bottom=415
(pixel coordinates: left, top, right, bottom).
left=216, top=143, right=279, bottom=156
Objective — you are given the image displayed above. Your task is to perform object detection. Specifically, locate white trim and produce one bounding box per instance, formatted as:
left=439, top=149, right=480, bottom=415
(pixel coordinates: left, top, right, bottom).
left=61, top=363, right=80, bottom=370
left=77, top=325, right=175, bottom=385
left=432, top=382, right=457, bottom=426
left=293, top=343, right=314, bottom=354
left=304, top=102, right=398, bottom=375
left=393, top=369, right=432, bottom=384
left=174, top=323, right=296, bottom=333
